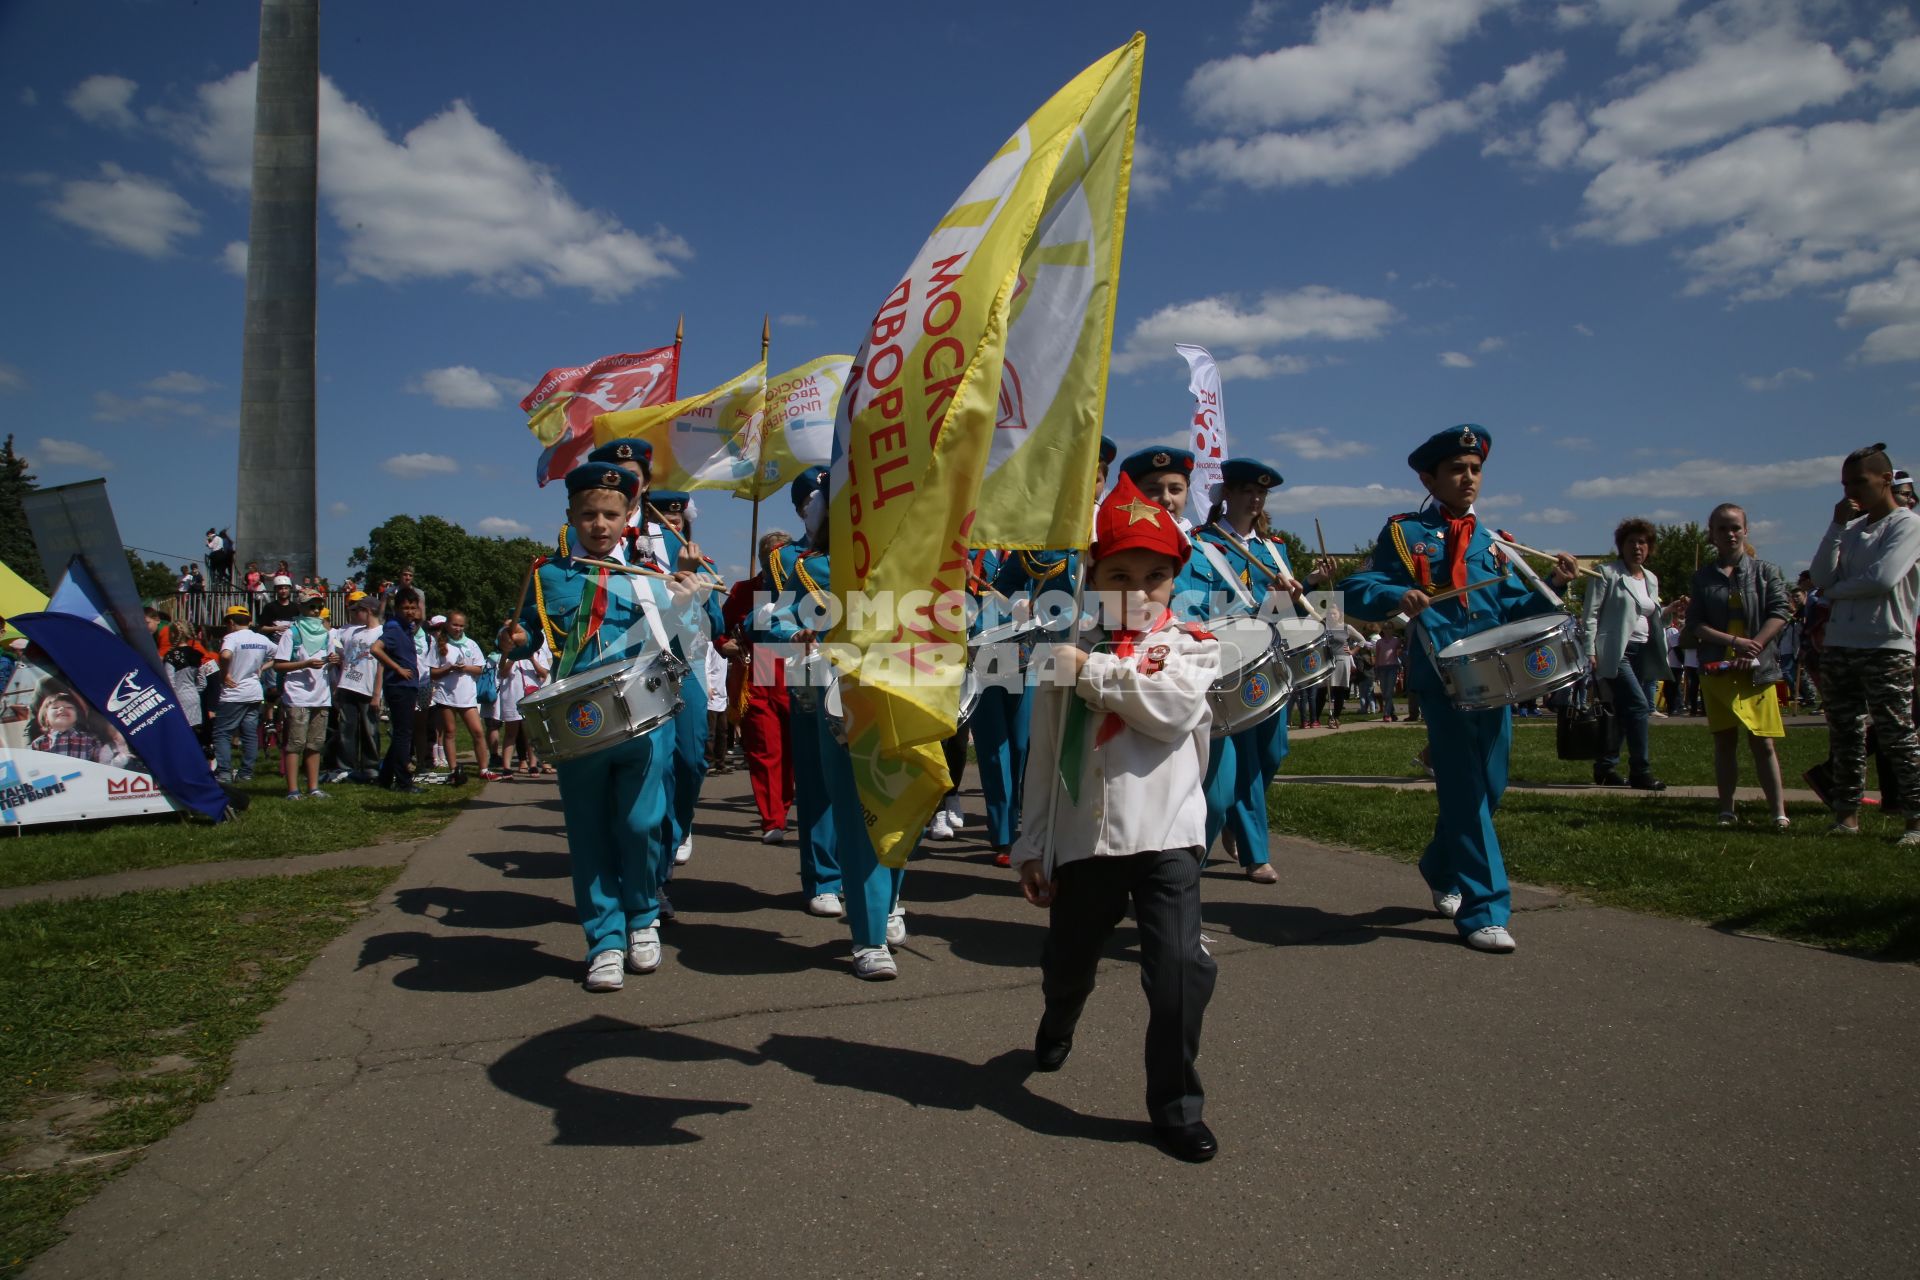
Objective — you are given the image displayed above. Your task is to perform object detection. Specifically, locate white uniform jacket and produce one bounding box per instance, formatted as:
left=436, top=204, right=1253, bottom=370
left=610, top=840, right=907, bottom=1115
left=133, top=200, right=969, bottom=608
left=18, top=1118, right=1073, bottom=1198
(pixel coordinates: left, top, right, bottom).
left=1012, top=624, right=1219, bottom=872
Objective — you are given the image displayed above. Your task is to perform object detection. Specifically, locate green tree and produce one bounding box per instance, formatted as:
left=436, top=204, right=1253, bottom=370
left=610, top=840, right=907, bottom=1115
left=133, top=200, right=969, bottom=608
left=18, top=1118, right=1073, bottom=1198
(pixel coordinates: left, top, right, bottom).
left=126, top=551, right=177, bottom=602
left=350, top=515, right=549, bottom=633
left=0, top=435, right=44, bottom=590
left=1649, top=522, right=1710, bottom=599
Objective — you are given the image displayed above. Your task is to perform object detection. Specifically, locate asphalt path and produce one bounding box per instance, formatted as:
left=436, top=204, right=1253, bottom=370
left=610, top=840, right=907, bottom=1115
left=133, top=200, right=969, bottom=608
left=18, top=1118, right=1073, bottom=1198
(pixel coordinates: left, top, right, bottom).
left=31, top=767, right=1920, bottom=1278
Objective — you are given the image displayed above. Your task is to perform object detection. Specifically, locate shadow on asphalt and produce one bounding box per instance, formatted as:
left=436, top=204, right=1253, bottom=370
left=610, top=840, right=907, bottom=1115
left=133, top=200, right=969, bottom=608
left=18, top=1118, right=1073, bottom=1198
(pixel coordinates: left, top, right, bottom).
left=755, top=1034, right=1152, bottom=1146
left=470, top=850, right=571, bottom=879
left=1201, top=899, right=1457, bottom=949
left=357, top=931, right=579, bottom=992
left=395, top=886, right=575, bottom=931
left=488, top=1016, right=760, bottom=1146
left=898, top=863, right=1022, bottom=903
left=667, top=919, right=845, bottom=976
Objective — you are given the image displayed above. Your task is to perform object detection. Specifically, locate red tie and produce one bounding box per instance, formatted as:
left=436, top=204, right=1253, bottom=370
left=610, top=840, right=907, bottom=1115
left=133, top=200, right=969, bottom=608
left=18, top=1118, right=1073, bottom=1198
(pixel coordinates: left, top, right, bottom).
left=1094, top=610, right=1170, bottom=747
left=1443, top=513, right=1475, bottom=591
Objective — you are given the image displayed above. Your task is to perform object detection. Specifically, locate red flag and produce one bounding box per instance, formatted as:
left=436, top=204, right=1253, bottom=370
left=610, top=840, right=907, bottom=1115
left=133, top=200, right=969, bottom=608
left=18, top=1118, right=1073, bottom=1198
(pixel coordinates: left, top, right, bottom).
left=526, top=346, right=680, bottom=486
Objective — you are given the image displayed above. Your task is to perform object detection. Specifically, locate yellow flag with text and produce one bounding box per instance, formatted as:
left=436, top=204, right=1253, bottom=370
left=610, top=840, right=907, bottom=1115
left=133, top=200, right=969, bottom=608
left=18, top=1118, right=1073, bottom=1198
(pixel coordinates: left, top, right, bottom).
left=744, top=355, right=854, bottom=501
left=591, top=362, right=766, bottom=493
left=827, top=34, right=1142, bottom=866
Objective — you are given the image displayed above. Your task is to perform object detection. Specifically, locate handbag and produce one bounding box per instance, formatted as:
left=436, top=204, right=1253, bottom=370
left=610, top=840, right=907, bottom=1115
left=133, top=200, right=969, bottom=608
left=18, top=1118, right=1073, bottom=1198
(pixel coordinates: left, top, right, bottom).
left=1556, top=684, right=1613, bottom=761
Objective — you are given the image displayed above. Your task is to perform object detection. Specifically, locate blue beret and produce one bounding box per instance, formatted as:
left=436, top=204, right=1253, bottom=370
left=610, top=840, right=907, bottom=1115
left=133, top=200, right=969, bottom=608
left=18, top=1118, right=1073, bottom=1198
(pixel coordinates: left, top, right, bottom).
left=588, top=438, right=653, bottom=469
left=790, top=465, right=828, bottom=510
left=565, top=462, right=640, bottom=500
left=649, top=489, right=690, bottom=511
left=1408, top=424, right=1491, bottom=473
left=1099, top=436, right=1117, bottom=465
left=1118, top=446, right=1195, bottom=483
left=1220, top=457, right=1283, bottom=489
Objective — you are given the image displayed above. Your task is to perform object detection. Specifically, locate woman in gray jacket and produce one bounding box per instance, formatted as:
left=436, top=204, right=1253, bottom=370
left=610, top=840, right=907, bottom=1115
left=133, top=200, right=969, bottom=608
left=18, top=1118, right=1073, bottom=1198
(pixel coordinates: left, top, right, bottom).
left=1580, top=517, right=1685, bottom=790
left=1683, top=503, right=1794, bottom=828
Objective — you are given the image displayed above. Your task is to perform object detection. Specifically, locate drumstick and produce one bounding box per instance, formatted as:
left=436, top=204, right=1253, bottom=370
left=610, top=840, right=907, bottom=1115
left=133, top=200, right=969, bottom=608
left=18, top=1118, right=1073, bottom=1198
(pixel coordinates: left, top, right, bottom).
left=1420, top=575, right=1506, bottom=606
left=1209, top=525, right=1324, bottom=621
left=570, top=555, right=725, bottom=589
left=1492, top=533, right=1603, bottom=580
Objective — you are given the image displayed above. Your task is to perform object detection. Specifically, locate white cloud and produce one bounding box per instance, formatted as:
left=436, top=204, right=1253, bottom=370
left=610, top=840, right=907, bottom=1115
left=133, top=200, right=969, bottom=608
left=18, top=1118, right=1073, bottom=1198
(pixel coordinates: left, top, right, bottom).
left=774, top=313, right=815, bottom=329
left=1239, top=0, right=1283, bottom=49
left=221, top=240, right=248, bottom=276
left=1114, top=287, right=1398, bottom=373
left=44, top=163, right=199, bottom=257
left=327, top=501, right=351, bottom=517
left=1567, top=454, right=1843, bottom=499
left=66, top=74, right=138, bottom=130
left=1215, top=353, right=1318, bottom=379
left=1878, top=37, right=1920, bottom=93
left=0, top=364, right=24, bottom=393
left=1573, top=322, right=1595, bottom=336
left=1741, top=367, right=1813, bottom=391
left=1577, top=30, right=1856, bottom=167
left=1521, top=506, right=1577, bottom=524
left=408, top=365, right=521, bottom=410
left=1839, top=259, right=1920, bottom=362
left=475, top=517, right=532, bottom=537
left=19, top=88, right=37, bottom=107
left=1476, top=336, right=1507, bottom=353
left=166, top=66, right=690, bottom=299
left=145, top=371, right=216, bottom=394
left=1274, top=427, right=1371, bottom=461
left=1130, top=129, right=1171, bottom=200
left=382, top=452, right=461, bottom=479
left=1560, top=435, right=1594, bottom=450
left=1439, top=350, right=1475, bottom=368
left=33, top=438, right=112, bottom=471
left=1647, top=508, right=1686, bottom=521
left=91, top=390, right=231, bottom=427
left=1180, top=2, right=1565, bottom=191
left=1267, top=482, right=1423, bottom=513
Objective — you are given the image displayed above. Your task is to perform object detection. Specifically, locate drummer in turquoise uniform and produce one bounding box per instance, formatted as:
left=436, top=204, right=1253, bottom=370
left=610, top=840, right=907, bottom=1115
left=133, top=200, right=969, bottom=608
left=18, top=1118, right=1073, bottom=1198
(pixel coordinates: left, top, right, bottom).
left=646, top=488, right=725, bottom=874
left=764, top=467, right=843, bottom=921
left=763, top=465, right=909, bottom=980
left=582, top=438, right=665, bottom=568
left=1191, top=458, right=1313, bottom=883
left=501, top=462, right=688, bottom=992
left=1341, top=426, right=1579, bottom=952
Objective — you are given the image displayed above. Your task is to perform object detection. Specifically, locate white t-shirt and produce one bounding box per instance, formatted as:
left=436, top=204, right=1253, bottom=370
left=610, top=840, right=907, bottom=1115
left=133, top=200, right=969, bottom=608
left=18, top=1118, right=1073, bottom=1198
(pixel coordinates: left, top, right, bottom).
left=432, top=636, right=484, bottom=708
left=220, top=627, right=276, bottom=703
left=705, top=645, right=730, bottom=713
left=1620, top=571, right=1657, bottom=645
left=272, top=626, right=337, bottom=708
left=334, top=624, right=381, bottom=696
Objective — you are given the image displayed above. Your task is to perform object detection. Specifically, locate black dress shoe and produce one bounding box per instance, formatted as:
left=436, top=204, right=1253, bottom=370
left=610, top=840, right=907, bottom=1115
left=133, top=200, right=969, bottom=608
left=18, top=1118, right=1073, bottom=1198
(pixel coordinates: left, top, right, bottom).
left=1593, top=768, right=1628, bottom=786
left=1628, top=774, right=1667, bottom=791
left=1033, top=1033, right=1073, bottom=1073
left=1153, top=1121, right=1218, bottom=1164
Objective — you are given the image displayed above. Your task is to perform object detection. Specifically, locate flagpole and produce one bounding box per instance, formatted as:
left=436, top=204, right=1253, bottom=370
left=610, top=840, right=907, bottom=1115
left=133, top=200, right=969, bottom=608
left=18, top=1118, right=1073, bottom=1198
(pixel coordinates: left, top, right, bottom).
left=1038, top=556, right=1086, bottom=884
left=672, top=313, right=684, bottom=398
left=746, top=312, right=771, bottom=590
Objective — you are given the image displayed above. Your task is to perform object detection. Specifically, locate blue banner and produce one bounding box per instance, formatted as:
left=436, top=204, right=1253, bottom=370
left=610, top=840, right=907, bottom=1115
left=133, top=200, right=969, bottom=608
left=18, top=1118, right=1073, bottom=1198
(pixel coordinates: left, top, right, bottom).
left=11, top=611, right=230, bottom=822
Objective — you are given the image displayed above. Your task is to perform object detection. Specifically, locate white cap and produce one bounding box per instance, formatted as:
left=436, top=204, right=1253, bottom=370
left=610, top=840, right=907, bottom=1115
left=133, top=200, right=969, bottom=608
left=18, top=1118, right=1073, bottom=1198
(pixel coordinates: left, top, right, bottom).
left=428, top=614, right=448, bottom=626
left=272, top=575, right=293, bottom=586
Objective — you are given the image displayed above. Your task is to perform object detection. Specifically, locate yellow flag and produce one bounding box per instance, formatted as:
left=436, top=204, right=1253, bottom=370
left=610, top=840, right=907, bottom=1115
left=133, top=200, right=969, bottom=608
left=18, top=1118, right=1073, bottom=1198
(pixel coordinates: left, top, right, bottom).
left=827, top=34, right=1144, bottom=867
left=591, top=362, right=766, bottom=492
left=749, top=355, right=854, bottom=501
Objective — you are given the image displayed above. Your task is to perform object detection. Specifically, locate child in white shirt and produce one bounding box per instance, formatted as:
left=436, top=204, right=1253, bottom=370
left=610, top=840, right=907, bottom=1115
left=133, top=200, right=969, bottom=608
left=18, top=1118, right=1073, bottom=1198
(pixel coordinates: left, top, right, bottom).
left=429, top=610, right=501, bottom=782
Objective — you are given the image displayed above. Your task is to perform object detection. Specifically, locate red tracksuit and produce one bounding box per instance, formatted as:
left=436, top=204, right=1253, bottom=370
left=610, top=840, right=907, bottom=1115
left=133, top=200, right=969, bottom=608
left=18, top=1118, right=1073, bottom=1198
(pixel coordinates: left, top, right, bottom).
left=722, top=576, right=793, bottom=834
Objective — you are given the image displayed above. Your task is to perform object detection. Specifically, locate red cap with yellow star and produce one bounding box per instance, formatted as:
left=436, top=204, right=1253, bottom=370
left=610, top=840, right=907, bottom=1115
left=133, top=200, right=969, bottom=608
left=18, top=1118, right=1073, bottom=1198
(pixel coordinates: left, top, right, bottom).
left=1092, top=473, right=1190, bottom=566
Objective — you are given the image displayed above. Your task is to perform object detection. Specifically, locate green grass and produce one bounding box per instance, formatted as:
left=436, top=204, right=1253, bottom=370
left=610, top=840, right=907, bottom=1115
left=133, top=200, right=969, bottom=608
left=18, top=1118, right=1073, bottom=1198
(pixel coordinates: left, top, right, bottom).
left=0, top=866, right=399, bottom=1277
left=0, top=775, right=469, bottom=892
left=1268, top=785, right=1919, bottom=959
left=1279, top=722, right=1850, bottom=790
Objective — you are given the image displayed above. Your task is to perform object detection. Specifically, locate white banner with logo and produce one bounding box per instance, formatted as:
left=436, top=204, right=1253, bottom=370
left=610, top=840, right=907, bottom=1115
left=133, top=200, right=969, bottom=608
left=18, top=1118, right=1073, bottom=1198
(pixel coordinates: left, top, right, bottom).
left=1177, top=343, right=1226, bottom=523
left=0, top=656, right=179, bottom=826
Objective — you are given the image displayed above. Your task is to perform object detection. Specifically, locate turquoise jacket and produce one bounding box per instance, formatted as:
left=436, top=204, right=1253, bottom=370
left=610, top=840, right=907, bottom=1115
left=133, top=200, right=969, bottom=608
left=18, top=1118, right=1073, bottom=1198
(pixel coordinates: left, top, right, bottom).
left=763, top=539, right=832, bottom=643
left=1341, top=505, right=1561, bottom=694
left=508, top=554, right=680, bottom=677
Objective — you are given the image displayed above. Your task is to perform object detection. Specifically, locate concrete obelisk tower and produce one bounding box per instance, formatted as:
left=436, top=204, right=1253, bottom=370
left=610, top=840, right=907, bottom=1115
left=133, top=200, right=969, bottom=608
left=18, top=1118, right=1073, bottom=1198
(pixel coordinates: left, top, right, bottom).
left=235, top=0, right=319, bottom=579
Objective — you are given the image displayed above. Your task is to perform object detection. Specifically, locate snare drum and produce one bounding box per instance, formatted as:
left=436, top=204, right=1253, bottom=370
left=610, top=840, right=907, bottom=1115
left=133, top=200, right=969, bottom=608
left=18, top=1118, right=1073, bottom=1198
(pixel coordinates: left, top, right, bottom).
left=520, top=651, right=687, bottom=763
left=789, top=650, right=849, bottom=743
left=1274, top=617, right=1336, bottom=692
left=1425, top=613, right=1587, bottom=711
left=1207, top=616, right=1293, bottom=736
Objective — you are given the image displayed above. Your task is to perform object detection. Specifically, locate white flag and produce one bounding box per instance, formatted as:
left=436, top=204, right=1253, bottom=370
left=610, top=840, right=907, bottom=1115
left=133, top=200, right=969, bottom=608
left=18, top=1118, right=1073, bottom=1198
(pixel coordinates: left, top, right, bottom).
left=1177, top=343, right=1226, bottom=522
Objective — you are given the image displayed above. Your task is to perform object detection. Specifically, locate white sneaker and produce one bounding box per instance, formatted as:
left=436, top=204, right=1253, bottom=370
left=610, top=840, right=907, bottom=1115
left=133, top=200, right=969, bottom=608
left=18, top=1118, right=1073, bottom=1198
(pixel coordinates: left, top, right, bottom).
left=626, top=926, right=661, bottom=973
left=853, top=945, right=898, bottom=980
left=585, top=949, right=625, bottom=991
left=886, top=905, right=907, bottom=947
left=1432, top=889, right=1462, bottom=919
left=1465, top=925, right=1517, bottom=953
left=807, top=893, right=844, bottom=918
left=927, top=811, right=954, bottom=841
left=761, top=827, right=787, bottom=844
left=674, top=834, right=693, bottom=866
left=944, top=802, right=965, bottom=828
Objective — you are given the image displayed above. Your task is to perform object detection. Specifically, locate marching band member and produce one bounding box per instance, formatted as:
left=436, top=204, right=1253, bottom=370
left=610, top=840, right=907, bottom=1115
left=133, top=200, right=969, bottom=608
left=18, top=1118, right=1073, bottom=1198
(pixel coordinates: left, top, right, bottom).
left=501, top=462, right=691, bottom=992
left=647, top=488, right=726, bottom=871
left=722, top=532, right=795, bottom=842
left=763, top=465, right=909, bottom=979
left=1191, top=458, right=1311, bottom=883
left=1342, top=426, right=1578, bottom=953
left=766, top=469, right=843, bottom=918
left=1013, top=473, right=1223, bottom=1162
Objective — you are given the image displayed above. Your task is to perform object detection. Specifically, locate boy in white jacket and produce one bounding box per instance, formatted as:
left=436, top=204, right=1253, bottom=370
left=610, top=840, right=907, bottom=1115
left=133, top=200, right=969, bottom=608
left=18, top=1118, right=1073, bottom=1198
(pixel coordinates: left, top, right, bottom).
left=1012, top=474, right=1222, bottom=1163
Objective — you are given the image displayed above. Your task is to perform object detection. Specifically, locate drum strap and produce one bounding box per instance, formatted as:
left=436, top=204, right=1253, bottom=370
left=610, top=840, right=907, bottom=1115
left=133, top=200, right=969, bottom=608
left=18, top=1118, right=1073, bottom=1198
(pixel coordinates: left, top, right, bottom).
left=1196, top=539, right=1257, bottom=610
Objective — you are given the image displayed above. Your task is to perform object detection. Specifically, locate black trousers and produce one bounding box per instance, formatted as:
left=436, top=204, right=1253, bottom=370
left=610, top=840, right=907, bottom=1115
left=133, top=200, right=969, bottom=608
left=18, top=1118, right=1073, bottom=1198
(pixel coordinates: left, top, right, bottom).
left=1040, top=848, right=1216, bottom=1128
left=329, top=690, right=379, bottom=775
left=378, top=694, right=418, bottom=788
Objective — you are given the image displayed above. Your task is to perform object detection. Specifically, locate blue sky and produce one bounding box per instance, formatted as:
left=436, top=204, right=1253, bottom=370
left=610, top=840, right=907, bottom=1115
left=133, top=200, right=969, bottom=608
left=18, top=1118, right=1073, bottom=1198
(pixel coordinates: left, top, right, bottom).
left=2, top=0, right=1917, bottom=584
